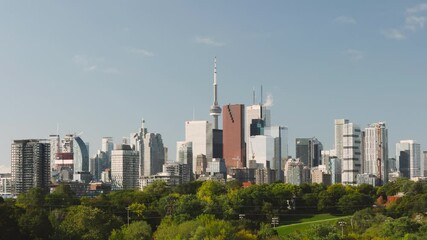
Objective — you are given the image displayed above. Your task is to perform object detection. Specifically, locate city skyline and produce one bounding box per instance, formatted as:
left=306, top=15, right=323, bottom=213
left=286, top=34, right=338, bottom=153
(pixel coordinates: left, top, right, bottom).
left=1, top=1, right=427, bottom=172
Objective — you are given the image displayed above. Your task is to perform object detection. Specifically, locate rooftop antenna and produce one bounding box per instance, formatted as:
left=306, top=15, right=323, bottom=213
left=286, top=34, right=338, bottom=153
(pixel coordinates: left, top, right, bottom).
left=252, top=87, right=256, bottom=105
left=260, top=85, right=263, bottom=105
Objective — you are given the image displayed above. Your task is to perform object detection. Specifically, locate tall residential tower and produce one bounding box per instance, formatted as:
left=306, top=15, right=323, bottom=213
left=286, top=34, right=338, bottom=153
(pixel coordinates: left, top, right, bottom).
left=11, top=139, right=51, bottom=194
left=364, top=122, right=388, bottom=184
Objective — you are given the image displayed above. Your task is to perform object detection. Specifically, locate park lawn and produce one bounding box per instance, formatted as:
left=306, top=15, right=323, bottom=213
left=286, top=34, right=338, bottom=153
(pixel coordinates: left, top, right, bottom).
left=276, top=214, right=350, bottom=236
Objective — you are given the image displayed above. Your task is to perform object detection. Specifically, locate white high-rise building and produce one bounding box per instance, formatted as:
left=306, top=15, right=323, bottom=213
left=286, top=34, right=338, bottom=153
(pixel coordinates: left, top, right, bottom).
left=185, top=120, right=213, bottom=174
left=248, top=135, right=275, bottom=169
left=334, top=119, right=349, bottom=160
left=49, top=135, right=60, bottom=171
left=364, top=122, right=388, bottom=184
left=111, top=144, right=139, bottom=190
left=423, top=151, right=427, bottom=177
left=341, top=122, right=362, bottom=185
left=396, top=140, right=421, bottom=178
left=101, top=137, right=114, bottom=154
left=176, top=141, right=193, bottom=173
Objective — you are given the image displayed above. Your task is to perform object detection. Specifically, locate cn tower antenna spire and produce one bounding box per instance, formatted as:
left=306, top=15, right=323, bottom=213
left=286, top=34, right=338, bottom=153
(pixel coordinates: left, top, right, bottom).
left=210, top=56, right=221, bottom=129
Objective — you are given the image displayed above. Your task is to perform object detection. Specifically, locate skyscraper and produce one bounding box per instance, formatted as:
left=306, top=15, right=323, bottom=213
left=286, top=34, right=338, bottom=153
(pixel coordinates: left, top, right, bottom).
left=248, top=135, right=275, bottom=169
left=423, top=151, right=427, bottom=177
left=185, top=120, right=213, bottom=174
left=222, top=104, right=246, bottom=170
left=295, top=137, right=323, bottom=169
left=264, top=126, right=285, bottom=181
left=132, top=119, right=165, bottom=177
left=245, top=104, right=270, bottom=146
left=396, top=140, right=421, bottom=178
left=73, top=136, right=90, bottom=182
left=341, top=122, right=362, bottom=185
left=334, top=119, right=349, bottom=161
left=176, top=141, right=193, bottom=179
left=111, top=144, right=139, bottom=190
left=364, top=122, right=388, bottom=184
left=49, top=135, right=60, bottom=171
left=11, top=139, right=50, bottom=194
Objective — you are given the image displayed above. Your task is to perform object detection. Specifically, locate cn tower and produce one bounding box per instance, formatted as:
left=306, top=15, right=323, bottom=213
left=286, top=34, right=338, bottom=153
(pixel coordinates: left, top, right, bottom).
left=209, top=57, right=221, bottom=129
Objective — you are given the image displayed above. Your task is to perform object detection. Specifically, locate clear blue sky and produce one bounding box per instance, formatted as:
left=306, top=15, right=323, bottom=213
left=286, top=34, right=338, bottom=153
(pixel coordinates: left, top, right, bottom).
left=1, top=1, right=427, bottom=172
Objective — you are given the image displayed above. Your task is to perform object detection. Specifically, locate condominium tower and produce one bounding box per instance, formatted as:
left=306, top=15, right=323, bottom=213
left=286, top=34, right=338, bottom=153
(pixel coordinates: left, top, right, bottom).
left=11, top=139, right=50, bottom=194
left=111, top=144, right=139, bottom=190
left=364, top=122, right=388, bottom=184
left=338, top=121, right=362, bottom=185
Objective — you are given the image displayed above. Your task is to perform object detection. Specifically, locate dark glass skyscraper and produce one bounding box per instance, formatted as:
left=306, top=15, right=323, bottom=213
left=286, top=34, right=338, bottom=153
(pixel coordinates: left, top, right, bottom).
left=295, top=137, right=322, bottom=168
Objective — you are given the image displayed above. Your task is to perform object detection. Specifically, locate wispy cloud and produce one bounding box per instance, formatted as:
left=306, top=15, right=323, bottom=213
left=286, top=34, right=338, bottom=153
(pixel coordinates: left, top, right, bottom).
left=73, top=55, right=119, bottom=74
left=404, top=15, right=426, bottom=31
left=195, top=36, right=225, bottom=47
left=383, top=3, right=427, bottom=40
left=382, top=29, right=406, bottom=40
left=264, top=94, right=273, bottom=107
left=128, top=48, right=155, bottom=57
left=344, top=49, right=364, bottom=62
left=406, top=3, right=427, bottom=14
left=334, top=16, right=356, bottom=24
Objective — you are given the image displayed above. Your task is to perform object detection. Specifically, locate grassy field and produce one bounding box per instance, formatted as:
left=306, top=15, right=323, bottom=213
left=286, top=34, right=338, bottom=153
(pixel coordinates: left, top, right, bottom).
left=275, top=214, right=350, bottom=236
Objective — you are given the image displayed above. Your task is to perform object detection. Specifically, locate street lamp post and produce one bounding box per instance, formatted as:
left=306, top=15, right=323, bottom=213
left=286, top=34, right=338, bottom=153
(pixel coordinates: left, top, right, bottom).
left=338, top=221, right=346, bottom=238
left=126, top=207, right=130, bottom=226
left=271, top=217, right=279, bottom=228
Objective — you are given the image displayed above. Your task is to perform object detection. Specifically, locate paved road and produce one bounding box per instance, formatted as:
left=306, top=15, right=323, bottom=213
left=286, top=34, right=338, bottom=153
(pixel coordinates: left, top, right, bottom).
left=276, top=216, right=351, bottom=229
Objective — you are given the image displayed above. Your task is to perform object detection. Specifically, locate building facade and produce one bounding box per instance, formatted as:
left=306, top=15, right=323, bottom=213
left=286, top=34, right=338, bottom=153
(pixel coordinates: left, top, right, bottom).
left=111, top=144, right=139, bottom=190
left=73, top=136, right=90, bottom=182
left=11, top=139, right=51, bottom=194
left=296, top=137, right=323, bottom=169
left=364, top=122, right=388, bottom=184
left=222, top=104, right=246, bottom=170
left=341, top=122, right=362, bottom=185
left=185, top=120, right=213, bottom=174
left=396, top=140, right=421, bottom=178
left=334, top=119, right=349, bottom=161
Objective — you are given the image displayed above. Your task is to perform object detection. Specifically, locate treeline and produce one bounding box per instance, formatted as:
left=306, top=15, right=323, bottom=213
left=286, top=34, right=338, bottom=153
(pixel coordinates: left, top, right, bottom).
left=0, top=178, right=426, bottom=239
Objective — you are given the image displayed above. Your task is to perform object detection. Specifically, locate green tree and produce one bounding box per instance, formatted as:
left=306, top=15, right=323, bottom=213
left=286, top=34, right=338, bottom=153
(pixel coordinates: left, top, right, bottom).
left=15, top=187, right=46, bottom=209
left=0, top=203, right=23, bottom=239
left=45, top=183, right=79, bottom=209
left=257, top=223, right=279, bottom=240
left=378, top=217, right=421, bottom=239
left=196, top=180, right=227, bottom=204
left=52, top=205, right=123, bottom=240
left=318, top=184, right=347, bottom=213
left=356, top=183, right=377, bottom=197
left=15, top=188, right=52, bottom=239
left=337, top=192, right=373, bottom=214
left=174, top=194, right=204, bottom=219
left=109, top=221, right=152, bottom=240
left=18, top=208, right=52, bottom=240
